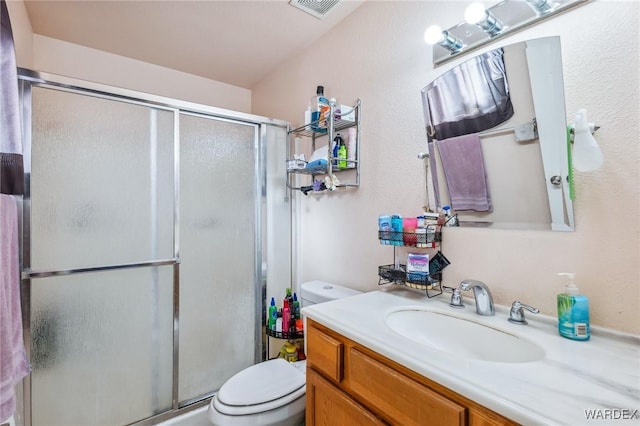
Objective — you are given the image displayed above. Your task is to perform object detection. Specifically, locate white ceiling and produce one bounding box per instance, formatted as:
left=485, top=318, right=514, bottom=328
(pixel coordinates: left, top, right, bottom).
left=23, top=0, right=365, bottom=89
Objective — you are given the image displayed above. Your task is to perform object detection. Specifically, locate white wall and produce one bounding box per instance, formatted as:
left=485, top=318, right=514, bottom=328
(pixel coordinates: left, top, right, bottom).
left=7, top=0, right=251, bottom=113
left=5, top=0, right=33, bottom=68
left=252, top=0, right=640, bottom=334
left=31, top=35, right=252, bottom=113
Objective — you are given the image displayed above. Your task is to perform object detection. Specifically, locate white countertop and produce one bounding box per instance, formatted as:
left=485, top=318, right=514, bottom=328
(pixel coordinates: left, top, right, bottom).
left=301, top=288, right=640, bottom=425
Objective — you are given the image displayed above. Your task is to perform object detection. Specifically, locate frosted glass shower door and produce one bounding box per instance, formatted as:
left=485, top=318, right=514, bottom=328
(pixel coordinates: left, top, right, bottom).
left=178, top=113, right=259, bottom=403
left=27, top=86, right=176, bottom=425
left=29, top=87, right=175, bottom=270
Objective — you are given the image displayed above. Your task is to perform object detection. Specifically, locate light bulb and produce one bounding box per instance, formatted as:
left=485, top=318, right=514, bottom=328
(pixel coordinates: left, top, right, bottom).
left=424, top=25, right=444, bottom=45
left=464, top=2, right=504, bottom=36
left=464, top=2, right=487, bottom=25
left=572, top=109, right=603, bottom=171
left=526, top=0, right=557, bottom=15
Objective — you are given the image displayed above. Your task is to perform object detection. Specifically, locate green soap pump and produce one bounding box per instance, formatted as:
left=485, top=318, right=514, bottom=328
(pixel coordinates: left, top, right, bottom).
left=557, top=273, right=590, bottom=341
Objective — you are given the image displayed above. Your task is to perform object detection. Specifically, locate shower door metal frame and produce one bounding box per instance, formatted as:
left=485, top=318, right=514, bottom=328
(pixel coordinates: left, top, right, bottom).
left=17, top=68, right=289, bottom=426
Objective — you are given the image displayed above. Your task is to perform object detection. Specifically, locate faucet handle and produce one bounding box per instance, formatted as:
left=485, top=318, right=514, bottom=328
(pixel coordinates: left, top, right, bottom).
left=508, top=300, right=539, bottom=325
left=448, top=287, right=465, bottom=309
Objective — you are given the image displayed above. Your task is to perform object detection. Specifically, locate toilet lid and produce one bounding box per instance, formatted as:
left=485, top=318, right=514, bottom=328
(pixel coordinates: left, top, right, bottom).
left=215, top=358, right=306, bottom=416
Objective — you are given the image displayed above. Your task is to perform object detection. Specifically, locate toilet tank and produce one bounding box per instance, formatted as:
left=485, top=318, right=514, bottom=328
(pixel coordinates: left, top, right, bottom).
left=300, top=280, right=361, bottom=307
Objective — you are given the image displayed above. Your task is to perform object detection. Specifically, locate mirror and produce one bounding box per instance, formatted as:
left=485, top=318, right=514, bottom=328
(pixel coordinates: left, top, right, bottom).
left=421, top=36, right=574, bottom=231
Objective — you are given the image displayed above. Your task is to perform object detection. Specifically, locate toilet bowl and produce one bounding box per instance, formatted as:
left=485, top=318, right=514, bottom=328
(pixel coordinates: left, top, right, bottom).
left=208, top=281, right=361, bottom=426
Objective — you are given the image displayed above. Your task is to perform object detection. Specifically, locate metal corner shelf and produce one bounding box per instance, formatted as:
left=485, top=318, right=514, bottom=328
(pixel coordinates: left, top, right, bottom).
left=287, top=99, right=361, bottom=192
left=265, top=328, right=304, bottom=340
left=376, top=226, right=446, bottom=298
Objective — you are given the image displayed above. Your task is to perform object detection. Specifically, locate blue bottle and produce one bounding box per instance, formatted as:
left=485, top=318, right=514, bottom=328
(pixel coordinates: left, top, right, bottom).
left=391, top=215, right=403, bottom=246
left=332, top=133, right=343, bottom=167
left=378, top=215, right=392, bottom=245
left=557, top=273, right=590, bottom=341
left=310, top=85, right=328, bottom=133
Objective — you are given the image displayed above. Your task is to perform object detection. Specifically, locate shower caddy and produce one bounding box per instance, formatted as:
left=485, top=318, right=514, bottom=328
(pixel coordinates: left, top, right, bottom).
left=286, top=99, right=361, bottom=192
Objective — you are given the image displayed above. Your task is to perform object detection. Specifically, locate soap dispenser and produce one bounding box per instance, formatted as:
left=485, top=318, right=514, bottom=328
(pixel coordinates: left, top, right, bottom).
left=557, top=273, right=590, bottom=341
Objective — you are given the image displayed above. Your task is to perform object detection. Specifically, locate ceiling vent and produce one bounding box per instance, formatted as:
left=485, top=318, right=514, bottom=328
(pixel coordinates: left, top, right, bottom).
left=289, top=0, right=341, bottom=19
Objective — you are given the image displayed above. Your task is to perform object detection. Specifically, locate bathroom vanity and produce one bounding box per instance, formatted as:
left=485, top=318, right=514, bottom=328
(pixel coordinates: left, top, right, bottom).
left=302, top=288, right=640, bottom=425
left=306, top=319, right=516, bottom=425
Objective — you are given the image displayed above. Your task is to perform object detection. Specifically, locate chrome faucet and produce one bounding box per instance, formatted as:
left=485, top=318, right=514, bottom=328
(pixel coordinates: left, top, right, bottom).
left=508, top=301, right=539, bottom=325
left=458, top=279, right=495, bottom=316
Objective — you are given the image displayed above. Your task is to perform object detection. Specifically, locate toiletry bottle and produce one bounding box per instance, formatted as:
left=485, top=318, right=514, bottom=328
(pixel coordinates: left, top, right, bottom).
left=285, top=288, right=293, bottom=305
left=332, top=133, right=343, bottom=166
left=442, top=205, right=458, bottom=226
left=391, top=214, right=403, bottom=246
left=338, top=137, right=347, bottom=168
left=378, top=215, right=392, bottom=245
left=557, top=272, right=590, bottom=341
left=282, top=299, right=291, bottom=336
left=268, top=297, right=277, bottom=331
left=292, top=293, right=300, bottom=321
left=311, top=85, right=328, bottom=133
left=416, top=215, right=427, bottom=248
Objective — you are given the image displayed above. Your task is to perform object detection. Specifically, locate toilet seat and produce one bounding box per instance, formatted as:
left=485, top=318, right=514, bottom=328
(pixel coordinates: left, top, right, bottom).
left=214, top=358, right=306, bottom=416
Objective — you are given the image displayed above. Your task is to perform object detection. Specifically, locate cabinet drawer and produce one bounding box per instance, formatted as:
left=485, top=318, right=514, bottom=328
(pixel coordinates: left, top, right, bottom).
left=307, top=368, right=387, bottom=426
left=347, top=348, right=465, bottom=426
left=307, top=322, right=344, bottom=382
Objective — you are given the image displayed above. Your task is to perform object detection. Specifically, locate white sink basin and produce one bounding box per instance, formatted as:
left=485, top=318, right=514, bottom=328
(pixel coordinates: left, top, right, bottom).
left=385, top=309, right=545, bottom=363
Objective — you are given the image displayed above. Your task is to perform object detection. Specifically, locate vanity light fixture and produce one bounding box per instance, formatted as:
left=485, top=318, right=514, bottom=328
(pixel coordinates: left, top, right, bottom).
left=525, top=0, right=558, bottom=16
left=424, top=25, right=464, bottom=53
left=571, top=109, right=603, bottom=171
left=427, top=0, right=589, bottom=66
left=464, top=2, right=504, bottom=37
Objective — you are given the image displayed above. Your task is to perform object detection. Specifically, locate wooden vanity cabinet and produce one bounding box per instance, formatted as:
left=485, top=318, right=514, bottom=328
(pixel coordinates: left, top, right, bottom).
left=306, top=319, right=519, bottom=426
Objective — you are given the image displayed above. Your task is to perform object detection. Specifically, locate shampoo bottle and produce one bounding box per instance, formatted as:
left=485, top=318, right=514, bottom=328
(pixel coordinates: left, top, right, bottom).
left=557, top=272, right=590, bottom=341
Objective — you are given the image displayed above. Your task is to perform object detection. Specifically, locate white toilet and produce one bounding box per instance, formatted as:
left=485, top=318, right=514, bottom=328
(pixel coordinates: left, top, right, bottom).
left=208, top=280, right=361, bottom=426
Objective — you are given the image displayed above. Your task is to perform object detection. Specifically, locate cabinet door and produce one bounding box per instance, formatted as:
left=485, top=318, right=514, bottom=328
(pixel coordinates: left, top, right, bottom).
left=347, top=348, right=465, bottom=426
left=307, top=322, right=344, bottom=382
left=307, top=368, right=386, bottom=426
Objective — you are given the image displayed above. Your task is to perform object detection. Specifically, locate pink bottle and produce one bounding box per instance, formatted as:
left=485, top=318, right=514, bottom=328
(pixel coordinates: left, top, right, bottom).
left=282, top=299, right=291, bottom=336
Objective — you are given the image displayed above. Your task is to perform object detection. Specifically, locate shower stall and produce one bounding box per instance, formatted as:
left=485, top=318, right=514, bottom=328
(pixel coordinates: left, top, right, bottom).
left=16, top=70, right=291, bottom=426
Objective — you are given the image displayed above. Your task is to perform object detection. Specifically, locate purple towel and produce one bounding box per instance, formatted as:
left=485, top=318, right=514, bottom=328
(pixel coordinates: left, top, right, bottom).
left=1, top=195, right=31, bottom=422
left=435, top=134, right=492, bottom=212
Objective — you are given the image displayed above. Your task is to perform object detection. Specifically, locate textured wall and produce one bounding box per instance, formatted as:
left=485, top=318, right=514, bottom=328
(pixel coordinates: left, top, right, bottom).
left=252, top=1, right=640, bottom=334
